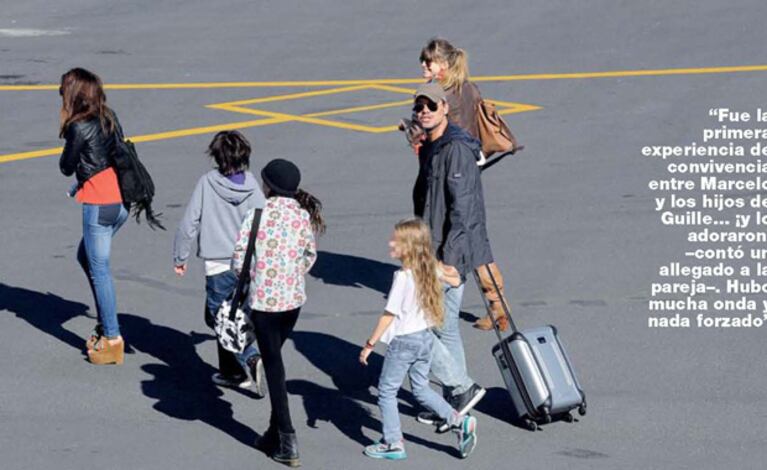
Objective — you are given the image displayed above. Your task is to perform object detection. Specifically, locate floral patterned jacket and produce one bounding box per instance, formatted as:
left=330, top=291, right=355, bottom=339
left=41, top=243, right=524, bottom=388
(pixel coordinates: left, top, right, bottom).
left=232, top=196, right=317, bottom=312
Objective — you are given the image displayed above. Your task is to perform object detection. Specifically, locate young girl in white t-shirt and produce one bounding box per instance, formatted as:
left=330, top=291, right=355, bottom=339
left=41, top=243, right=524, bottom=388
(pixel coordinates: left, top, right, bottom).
left=359, top=218, right=478, bottom=461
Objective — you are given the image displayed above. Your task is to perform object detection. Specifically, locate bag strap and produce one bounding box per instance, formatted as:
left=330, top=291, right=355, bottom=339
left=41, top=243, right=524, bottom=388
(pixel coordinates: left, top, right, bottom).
left=229, top=209, right=262, bottom=321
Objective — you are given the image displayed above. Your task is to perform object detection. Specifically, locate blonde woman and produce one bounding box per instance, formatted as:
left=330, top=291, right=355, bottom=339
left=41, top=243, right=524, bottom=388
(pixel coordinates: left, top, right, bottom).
left=359, top=218, right=478, bottom=461
left=419, top=38, right=511, bottom=333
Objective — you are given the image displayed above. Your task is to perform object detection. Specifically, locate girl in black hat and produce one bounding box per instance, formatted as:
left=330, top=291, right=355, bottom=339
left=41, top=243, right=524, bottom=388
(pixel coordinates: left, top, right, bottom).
left=232, top=158, right=323, bottom=467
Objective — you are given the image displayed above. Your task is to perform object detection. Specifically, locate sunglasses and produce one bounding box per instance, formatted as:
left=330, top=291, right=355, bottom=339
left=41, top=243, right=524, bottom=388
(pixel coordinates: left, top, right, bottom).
left=413, top=101, right=439, bottom=113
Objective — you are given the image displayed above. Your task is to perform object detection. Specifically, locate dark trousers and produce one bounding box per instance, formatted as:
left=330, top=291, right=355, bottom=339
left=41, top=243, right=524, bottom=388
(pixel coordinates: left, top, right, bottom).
left=253, top=307, right=300, bottom=434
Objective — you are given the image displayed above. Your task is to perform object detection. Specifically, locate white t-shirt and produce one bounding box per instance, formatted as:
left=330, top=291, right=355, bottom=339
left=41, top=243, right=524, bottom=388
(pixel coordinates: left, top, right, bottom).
left=380, top=269, right=433, bottom=344
left=204, top=259, right=231, bottom=276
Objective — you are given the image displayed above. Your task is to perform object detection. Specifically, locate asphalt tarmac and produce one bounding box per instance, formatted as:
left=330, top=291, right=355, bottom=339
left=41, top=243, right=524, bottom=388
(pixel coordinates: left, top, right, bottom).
left=2, top=1, right=767, bottom=469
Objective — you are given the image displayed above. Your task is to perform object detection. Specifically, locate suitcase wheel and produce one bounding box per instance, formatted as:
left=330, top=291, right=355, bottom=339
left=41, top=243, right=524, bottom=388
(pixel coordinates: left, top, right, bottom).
left=578, top=403, right=587, bottom=416
left=524, top=419, right=538, bottom=431
left=563, top=412, right=574, bottom=423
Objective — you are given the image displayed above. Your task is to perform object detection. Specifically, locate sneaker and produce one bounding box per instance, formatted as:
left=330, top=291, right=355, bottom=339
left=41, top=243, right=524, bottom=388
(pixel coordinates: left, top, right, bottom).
left=455, top=415, right=478, bottom=458
left=363, top=441, right=407, bottom=460
left=476, top=150, right=488, bottom=166
left=416, top=411, right=440, bottom=426
left=451, top=384, right=486, bottom=416
left=246, top=354, right=266, bottom=398
left=211, top=372, right=252, bottom=389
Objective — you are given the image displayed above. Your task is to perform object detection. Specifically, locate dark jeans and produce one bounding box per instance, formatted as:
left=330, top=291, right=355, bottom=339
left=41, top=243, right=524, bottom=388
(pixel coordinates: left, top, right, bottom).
left=205, top=271, right=246, bottom=377
left=253, top=307, right=300, bottom=434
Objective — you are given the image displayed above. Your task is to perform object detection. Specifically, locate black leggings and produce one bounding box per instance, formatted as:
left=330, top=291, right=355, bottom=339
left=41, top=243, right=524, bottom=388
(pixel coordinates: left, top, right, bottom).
left=253, top=307, right=300, bottom=434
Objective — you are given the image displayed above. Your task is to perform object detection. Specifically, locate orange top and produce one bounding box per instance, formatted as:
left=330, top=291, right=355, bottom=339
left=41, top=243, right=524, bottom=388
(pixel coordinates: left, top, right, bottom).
left=76, top=168, right=123, bottom=204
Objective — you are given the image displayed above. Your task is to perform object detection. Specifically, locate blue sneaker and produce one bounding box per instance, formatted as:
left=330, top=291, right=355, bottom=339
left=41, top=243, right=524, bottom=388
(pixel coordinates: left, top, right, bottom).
left=456, top=415, right=477, bottom=458
left=363, top=441, right=407, bottom=460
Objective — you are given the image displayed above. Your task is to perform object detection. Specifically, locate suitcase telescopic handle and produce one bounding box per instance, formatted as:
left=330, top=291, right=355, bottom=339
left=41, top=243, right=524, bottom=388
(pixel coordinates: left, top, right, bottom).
left=472, top=264, right=518, bottom=341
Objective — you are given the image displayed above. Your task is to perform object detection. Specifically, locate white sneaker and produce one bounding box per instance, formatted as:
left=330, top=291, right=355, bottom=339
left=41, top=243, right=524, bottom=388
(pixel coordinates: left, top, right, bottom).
left=211, top=372, right=252, bottom=389
left=247, top=355, right=267, bottom=398
left=476, top=151, right=488, bottom=166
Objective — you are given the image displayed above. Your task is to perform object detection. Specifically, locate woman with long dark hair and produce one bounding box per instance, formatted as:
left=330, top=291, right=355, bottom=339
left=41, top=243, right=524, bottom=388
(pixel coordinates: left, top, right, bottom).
left=59, top=68, right=128, bottom=365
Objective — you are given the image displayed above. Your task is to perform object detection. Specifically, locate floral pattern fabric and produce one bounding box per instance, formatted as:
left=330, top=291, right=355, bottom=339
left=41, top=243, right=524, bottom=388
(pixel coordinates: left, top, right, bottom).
left=232, top=196, right=317, bottom=312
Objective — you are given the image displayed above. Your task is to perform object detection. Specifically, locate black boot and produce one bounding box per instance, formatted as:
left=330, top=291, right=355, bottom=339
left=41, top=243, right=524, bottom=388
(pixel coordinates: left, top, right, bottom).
left=255, top=426, right=279, bottom=456
left=272, top=431, right=301, bottom=467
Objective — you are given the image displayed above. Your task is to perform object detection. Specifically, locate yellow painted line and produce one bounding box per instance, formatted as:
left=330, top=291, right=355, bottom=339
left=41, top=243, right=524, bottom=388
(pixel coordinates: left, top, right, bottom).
left=0, top=147, right=65, bottom=163
left=0, top=81, right=420, bottom=92
left=498, top=106, right=543, bottom=116
left=472, top=64, right=767, bottom=82
left=215, top=105, right=395, bottom=133
left=0, top=85, right=60, bottom=91
left=368, top=84, right=417, bottom=95
left=306, top=99, right=413, bottom=118
left=5, top=64, right=767, bottom=92
left=208, top=85, right=371, bottom=107
left=487, top=100, right=543, bottom=113
left=0, top=116, right=290, bottom=164
left=127, top=117, right=291, bottom=143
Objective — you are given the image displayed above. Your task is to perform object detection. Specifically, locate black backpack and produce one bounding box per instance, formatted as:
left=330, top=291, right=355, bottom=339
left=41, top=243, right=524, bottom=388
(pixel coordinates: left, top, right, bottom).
left=112, top=120, right=165, bottom=230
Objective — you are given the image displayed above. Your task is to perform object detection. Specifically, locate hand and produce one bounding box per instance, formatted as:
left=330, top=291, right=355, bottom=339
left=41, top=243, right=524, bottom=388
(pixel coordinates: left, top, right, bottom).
left=174, top=264, right=187, bottom=277
left=359, top=346, right=373, bottom=366
left=438, top=262, right=461, bottom=287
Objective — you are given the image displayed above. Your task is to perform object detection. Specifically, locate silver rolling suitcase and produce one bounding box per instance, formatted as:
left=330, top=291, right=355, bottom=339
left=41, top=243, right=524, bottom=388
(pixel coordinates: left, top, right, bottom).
left=474, top=266, right=586, bottom=430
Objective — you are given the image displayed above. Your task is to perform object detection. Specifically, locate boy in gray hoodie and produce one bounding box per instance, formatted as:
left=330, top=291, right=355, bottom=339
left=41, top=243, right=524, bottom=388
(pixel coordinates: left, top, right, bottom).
left=173, top=131, right=266, bottom=396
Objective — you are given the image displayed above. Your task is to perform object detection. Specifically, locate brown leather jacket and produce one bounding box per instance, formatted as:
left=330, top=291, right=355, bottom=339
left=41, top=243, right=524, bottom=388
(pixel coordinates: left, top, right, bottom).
left=445, top=80, right=482, bottom=140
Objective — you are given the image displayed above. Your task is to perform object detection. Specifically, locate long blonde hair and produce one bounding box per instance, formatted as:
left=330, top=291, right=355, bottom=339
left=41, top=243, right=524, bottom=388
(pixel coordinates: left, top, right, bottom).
left=394, top=218, right=444, bottom=327
left=419, top=37, right=470, bottom=94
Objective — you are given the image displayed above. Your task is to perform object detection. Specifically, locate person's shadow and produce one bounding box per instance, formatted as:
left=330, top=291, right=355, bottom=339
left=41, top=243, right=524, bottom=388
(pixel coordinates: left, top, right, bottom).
left=0, top=283, right=89, bottom=353
left=309, top=250, right=398, bottom=295
left=288, top=331, right=460, bottom=452
left=287, top=379, right=456, bottom=455
left=119, top=313, right=260, bottom=447
left=0, top=283, right=260, bottom=445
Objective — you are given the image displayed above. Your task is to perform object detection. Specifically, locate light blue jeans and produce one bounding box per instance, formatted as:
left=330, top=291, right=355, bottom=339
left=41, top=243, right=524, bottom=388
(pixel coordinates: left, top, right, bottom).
left=430, top=283, right=474, bottom=397
left=77, top=203, right=129, bottom=338
left=378, top=329, right=459, bottom=445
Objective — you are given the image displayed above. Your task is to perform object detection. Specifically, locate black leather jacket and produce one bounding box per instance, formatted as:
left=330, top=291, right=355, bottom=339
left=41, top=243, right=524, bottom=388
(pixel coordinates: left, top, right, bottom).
left=59, top=116, right=118, bottom=185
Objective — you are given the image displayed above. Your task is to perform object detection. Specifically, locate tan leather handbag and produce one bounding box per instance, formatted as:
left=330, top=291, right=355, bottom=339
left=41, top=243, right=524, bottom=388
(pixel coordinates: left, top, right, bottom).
left=476, top=100, right=521, bottom=156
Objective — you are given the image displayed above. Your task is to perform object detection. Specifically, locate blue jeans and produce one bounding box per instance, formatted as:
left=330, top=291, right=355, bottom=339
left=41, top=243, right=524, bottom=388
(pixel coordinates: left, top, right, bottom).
left=205, top=270, right=238, bottom=315
left=430, top=283, right=473, bottom=397
left=77, top=203, right=129, bottom=338
left=204, top=271, right=259, bottom=375
left=378, top=329, right=459, bottom=445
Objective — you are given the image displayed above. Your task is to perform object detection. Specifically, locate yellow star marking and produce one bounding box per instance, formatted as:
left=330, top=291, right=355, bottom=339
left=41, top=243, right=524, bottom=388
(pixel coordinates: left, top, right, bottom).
left=4, top=62, right=767, bottom=164
left=206, top=84, right=541, bottom=134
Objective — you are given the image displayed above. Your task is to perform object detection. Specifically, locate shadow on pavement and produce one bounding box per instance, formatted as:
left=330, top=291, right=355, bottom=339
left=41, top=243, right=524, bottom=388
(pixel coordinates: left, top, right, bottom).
left=0, top=283, right=89, bottom=352
left=287, top=379, right=457, bottom=456
left=290, top=332, right=444, bottom=444
left=120, top=313, right=261, bottom=447
left=0, top=284, right=263, bottom=446
left=472, top=386, right=557, bottom=431
left=309, top=251, right=398, bottom=295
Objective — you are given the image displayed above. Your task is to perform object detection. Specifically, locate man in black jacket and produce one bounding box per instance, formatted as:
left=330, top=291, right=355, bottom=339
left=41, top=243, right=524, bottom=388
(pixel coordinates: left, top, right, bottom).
left=412, top=83, right=488, bottom=428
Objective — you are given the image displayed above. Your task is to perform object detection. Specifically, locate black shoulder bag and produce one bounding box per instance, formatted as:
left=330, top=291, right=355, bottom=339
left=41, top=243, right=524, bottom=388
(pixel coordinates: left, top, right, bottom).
left=112, top=120, right=165, bottom=230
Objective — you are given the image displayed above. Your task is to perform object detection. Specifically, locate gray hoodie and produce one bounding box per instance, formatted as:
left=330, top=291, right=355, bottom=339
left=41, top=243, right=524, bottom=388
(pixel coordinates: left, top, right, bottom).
left=173, top=170, right=265, bottom=266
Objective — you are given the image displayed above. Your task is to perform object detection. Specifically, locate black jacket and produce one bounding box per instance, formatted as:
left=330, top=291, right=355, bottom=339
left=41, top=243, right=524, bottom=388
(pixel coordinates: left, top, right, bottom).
left=413, top=123, right=493, bottom=279
left=59, top=116, right=118, bottom=185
